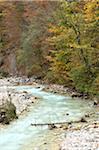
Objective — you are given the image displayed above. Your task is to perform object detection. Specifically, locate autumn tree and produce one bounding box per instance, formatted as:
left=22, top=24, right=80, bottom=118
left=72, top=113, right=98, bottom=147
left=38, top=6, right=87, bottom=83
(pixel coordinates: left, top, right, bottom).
left=17, top=1, right=58, bottom=77
left=0, top=2, right=23, bottom=75
left=47, top=0, right=99, bottom=95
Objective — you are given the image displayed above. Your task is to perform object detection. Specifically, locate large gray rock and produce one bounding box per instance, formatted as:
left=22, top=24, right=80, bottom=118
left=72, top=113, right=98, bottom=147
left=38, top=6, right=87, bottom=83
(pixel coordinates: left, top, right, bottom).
left=0, top=101, right=17, bottom=124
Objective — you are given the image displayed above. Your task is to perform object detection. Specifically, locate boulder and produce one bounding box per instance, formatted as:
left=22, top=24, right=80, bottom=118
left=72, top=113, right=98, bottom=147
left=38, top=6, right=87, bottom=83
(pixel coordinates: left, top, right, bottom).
left=71, top=92, right=78, bottom=98
left=48, top=124, right=57, bottom=130
left=80, top=117, right=87, bottom=123
left=0, top=101, right=17, bottom=124
left=93, top=100, right=98, bottom=106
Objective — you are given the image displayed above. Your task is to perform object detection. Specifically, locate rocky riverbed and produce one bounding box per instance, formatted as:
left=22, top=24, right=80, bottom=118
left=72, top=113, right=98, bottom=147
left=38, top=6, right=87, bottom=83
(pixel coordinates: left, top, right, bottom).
left=60, top=122, right=99, bottom=150
left=43, top=84, right=99, bottom=106
left=0, top=77, right=40, bottom=124
left=0, top=77, right=99, bottom=150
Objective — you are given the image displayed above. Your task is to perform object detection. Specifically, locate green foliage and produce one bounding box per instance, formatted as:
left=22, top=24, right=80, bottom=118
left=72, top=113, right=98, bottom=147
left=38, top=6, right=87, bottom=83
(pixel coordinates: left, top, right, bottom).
left=47, top=0, right=99, bottom=95
left=16, top=3, right=56, bottom=77
left=70, top=66, right=95, bottom=93
left=0, top=1, right=98, bottom=96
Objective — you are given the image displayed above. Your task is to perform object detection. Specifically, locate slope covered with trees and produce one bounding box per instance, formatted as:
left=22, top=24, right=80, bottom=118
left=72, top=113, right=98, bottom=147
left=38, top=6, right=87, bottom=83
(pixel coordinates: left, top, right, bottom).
left=0, top=0, right=99, bottom=97
left=0, top=0, right=58, bottom=76
left=46, top=0, right=99, bottom=96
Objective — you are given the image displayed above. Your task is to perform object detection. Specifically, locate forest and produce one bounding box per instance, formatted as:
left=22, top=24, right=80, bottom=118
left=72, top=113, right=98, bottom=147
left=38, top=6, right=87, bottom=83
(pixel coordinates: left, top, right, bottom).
left=0, top=0, right=99, bottom=96
left=0, top=0, right=99, bottom=150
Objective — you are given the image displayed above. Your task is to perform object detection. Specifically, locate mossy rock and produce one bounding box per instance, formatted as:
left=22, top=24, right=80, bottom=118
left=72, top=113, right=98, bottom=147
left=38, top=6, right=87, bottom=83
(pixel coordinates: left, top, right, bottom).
left=0, top=69, right=9, bottom=78
left=0, top=101, right=17, bottom=124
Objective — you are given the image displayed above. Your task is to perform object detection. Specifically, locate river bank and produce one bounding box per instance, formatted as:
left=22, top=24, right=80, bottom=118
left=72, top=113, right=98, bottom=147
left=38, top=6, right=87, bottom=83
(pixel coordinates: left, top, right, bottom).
left=0, top=76, right=98, bottom=123
left=42, top=83, right=99, bottom=104
left=0, top=77, right=99, bottom=150
left=42, top=82, right=99, bottom=150
left=1, top=76, right=98, bottom=102
left=0, top=77, right=40, bottom=124
left=60, top=121, right=99, bottom=150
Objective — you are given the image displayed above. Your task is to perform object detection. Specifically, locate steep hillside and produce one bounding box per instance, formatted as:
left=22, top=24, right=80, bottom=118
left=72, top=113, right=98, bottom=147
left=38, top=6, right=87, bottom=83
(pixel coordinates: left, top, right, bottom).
left=0, top=0, right=98, bottom=96
left=0, top=0, right=57, bottom=76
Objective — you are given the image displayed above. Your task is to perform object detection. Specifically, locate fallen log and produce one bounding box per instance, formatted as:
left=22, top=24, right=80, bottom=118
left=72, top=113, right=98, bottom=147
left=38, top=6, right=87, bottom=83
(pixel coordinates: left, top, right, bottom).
left=31, top=121, right=78, bottom=126
left=30, top=117, right=88, bottom=127
left=31, top=122, right=67, bottom=126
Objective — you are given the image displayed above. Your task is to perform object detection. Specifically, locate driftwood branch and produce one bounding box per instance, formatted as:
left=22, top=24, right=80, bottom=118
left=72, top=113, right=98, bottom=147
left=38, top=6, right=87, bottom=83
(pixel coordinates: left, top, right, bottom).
left=31, top=118, right=87, bottom=127
left=31, top=121, right=76, bottom=126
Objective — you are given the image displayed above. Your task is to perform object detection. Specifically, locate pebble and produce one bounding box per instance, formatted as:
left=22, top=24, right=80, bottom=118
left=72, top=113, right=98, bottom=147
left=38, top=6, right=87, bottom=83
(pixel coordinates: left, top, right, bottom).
left=60, top=123, right=99, bottom=150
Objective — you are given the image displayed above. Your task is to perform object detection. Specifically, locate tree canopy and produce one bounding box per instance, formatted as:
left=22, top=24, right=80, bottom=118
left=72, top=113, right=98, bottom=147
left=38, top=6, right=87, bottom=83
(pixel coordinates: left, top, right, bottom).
left=0, top=0, right=99, bottom=96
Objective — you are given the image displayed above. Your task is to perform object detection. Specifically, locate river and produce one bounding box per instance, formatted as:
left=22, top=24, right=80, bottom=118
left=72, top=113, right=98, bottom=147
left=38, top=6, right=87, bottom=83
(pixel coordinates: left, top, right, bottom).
left=0, top=85, right=95, bottom=150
